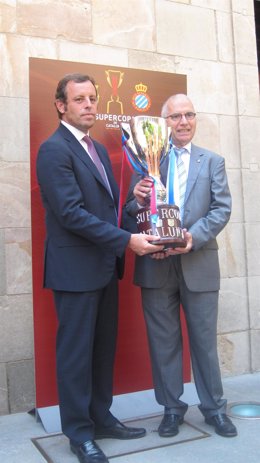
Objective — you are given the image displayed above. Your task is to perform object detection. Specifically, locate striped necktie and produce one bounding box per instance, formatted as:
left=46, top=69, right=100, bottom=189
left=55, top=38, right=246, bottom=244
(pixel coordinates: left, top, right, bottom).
left=174, top=148, right=187, bottom=215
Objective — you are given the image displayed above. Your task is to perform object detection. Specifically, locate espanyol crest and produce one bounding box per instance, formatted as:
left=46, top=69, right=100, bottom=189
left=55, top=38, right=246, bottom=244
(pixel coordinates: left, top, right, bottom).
left=132, top=83, right=151, bottom=112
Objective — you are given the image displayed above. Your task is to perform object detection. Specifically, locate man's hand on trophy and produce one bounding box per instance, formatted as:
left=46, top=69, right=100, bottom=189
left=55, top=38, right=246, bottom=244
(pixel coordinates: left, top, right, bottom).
left=165, top=230, right=193, bottom=256
left=133, top=177, right=153, bottom=206
left=128, top=234, right=164, bottom=256
left=150, top=251, right=169, bottom=260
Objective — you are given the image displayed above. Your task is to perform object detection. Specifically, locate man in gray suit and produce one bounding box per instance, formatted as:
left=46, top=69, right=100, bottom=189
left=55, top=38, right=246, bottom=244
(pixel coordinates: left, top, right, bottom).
left=124, top=94, right=237, bottom=438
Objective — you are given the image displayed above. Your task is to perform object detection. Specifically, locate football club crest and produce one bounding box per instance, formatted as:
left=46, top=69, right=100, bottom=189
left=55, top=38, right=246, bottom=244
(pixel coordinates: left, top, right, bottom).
left=132, top=83, right=151, bottom=112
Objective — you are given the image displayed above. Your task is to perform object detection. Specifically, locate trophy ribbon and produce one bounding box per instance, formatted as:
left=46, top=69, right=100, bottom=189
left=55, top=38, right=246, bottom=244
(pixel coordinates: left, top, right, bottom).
left=121, top=132, right=144, bottom=175
left=150, top=178, right=158, bottom=225
left=122, top=133, right=159, bottom=225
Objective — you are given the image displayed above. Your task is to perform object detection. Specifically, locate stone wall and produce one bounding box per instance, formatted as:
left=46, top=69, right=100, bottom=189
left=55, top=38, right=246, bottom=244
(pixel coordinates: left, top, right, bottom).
left=0, top=0, right=259, bottom=414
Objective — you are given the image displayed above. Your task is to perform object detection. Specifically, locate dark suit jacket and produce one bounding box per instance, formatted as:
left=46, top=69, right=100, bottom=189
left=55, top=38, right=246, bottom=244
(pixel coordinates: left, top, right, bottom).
left=124, top=143, right=232, bottom=292
left=37, top=123, right=131, bottom=292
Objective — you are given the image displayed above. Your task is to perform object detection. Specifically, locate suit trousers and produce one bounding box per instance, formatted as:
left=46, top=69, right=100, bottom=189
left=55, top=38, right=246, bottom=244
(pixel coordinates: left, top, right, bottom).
left=141, top=256, right=226, bottom=418
left=53, top=273, right=118, bottom=444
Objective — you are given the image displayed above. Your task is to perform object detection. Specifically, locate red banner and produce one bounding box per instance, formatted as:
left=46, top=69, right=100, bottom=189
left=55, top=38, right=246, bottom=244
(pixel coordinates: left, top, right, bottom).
left=29, top=58, right=190, bottom=407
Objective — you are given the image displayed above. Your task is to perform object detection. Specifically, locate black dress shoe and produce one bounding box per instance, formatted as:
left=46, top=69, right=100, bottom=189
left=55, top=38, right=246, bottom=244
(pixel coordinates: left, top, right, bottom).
left=70, top=440, right=109, bottom=463
left=158, top=413, right=184, bottom=437
left=205, top=414, right=237, bottom=437
left=95, top=420, right=146, bottom=439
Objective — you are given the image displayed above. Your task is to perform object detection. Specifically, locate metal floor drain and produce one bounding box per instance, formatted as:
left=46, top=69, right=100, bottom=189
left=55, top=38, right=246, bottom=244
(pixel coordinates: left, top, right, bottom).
left=227, top=402, right=260, bottom=419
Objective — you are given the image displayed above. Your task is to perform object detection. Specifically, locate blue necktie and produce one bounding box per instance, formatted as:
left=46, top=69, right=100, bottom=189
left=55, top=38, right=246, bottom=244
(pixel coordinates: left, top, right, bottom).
left=174, top=148, right=187, bottom=216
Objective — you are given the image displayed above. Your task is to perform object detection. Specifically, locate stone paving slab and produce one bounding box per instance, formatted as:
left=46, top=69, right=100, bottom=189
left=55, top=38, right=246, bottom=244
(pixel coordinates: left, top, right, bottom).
left=1, top=374, right=260, bottom=463
left=32, top=415, right=210, bottom=462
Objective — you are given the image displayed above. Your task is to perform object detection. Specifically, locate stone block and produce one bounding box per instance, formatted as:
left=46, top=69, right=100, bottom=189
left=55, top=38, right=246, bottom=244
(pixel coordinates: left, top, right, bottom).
left=192, top=114, right=220, bottom=154
left=231, top=0, right=255, bottom=15
left=0, top=230, right=6, bottom=296
left=0, top=363, right=8, bottom=416
left=218, top=277, right=248, bottom=334
left=157, top=3, right=217, bottom=60
left=219, top=115, right=241, bottom=169
left=58, top=40, right=128, bottom=68
left=242, top=169, right=260, bottom=222
left=0, top=0, right=16, bottom=33
left=227, top=168, right=243, bottom=223
left=216, top=12, right=234, bottom=63
left=218, top=331, right=250, bottom=376
left=93, top=0, right=155, bottom=51
left=129, top=50, right=177, bottom=73
left=0, top=295, right=34, bottom=363
left=7, top=359, right=35, bottom=413
left=169, top=0, right=189, bottom=4
left=236, top=64, right=260, bottom=117
left=218, top=222, right=246, bottom=278
left=251, top=329, right=260, bottom=372
left=17, top=0, right=91, bottom=42
left=239, top=116, right=260, bottom=169
left=247, top=276, right=260, bottom=329
left=191, top=0, right=230, bottom=11
left=218, top=231, right=228, bottom=279
left=174, top=59, right=237, bottom=115
left=0, top=162, right=30, bottom=228
left=0, top=97, right=29, bottom=162
left=0, top=35, right=57, bottom=98
left=245, top=222, right=260, bottom=277
left=233, top=13, right=258, bottom=65
left=5, top=228, right=32, bottom=295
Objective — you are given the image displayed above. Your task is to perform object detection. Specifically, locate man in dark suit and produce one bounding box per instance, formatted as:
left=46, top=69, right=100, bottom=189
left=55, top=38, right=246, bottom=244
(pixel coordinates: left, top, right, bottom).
left=37, top=73, right=162, bottom=463
left=124, top=94, right=237, bottom=439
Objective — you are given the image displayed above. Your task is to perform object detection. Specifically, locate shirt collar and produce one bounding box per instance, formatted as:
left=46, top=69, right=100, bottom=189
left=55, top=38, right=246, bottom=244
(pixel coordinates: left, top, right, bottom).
left=169, top=139, right=191, bottom=154
left=61, top=120, right=89, bottom=142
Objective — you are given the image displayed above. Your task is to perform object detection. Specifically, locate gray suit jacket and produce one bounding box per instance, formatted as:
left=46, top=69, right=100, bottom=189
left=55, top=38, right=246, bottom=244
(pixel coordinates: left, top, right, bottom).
left=124, top=143, right=231, bottom=292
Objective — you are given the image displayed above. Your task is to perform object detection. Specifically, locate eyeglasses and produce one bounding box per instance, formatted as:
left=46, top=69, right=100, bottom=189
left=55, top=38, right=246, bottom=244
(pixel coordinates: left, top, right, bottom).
left=165, top=112, right=196, bottom=122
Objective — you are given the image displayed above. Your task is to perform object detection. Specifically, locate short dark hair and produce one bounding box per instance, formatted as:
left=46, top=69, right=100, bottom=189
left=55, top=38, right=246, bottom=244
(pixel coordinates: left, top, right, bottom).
left=55, top=73, right=97, bottom=119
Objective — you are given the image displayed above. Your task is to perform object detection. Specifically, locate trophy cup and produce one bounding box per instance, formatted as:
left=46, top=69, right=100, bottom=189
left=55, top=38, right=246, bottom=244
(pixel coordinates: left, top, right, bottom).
left=121, top=116, right=186, bottom=248
left=105, top=70, right=124, bottom=114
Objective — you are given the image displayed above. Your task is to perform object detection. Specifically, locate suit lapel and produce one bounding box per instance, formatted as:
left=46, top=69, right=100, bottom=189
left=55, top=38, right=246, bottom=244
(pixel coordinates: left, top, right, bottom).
left=159, top=144, right=206, bottom=204
left=184, top=144, right=205, bottom=203
left=59, top=124, right=118, bottom=203
left=92, top=140, right=119, bottom=205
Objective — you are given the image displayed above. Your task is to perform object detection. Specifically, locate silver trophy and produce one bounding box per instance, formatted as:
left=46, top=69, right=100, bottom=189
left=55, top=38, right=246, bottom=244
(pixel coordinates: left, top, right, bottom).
left=121, top=116, right=186, bottom=248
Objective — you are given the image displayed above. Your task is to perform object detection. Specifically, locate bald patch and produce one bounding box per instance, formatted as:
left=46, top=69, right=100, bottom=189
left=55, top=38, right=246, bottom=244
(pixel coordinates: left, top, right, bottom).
left=161, top=94, right=194, bottom=117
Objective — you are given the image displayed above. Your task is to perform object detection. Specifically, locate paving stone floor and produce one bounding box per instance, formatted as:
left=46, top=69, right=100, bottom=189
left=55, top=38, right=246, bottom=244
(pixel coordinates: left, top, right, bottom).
left=0, top=373, right=259, bottom=463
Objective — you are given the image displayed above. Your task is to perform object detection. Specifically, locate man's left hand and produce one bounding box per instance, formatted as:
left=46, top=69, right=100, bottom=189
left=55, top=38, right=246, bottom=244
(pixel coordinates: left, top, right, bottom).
left=150, top=229, right=193, bottom=259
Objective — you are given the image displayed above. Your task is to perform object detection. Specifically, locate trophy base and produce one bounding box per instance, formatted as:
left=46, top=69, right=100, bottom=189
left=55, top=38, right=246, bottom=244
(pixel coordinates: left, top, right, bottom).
left=151, top=237, right=186, bottom=249
left=136, top=204, right=186, bottom=250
